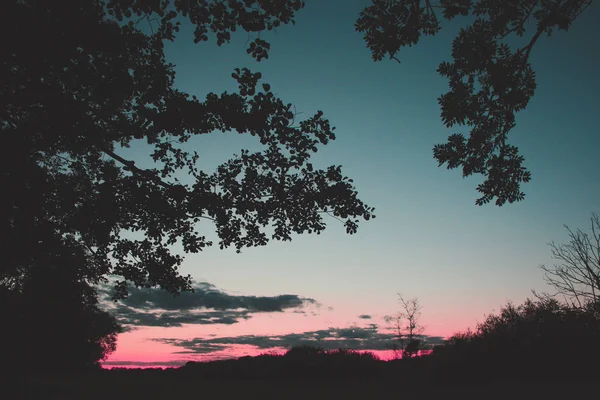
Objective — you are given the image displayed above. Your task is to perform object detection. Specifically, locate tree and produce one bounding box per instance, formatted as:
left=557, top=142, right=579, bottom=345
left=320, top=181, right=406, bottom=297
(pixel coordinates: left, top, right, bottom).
left=0, top=260, right=122, bottom=372
left=384, top=294, right=426, bottom=358
left=355, top=0, right=593, bottom=206
left=1, top=0, right=374, bottom=369
left=539, top=212, right=600, bottom=310
left=1, top=0, right=374, bottom=299
left=431, top=298, right=600, bottom=380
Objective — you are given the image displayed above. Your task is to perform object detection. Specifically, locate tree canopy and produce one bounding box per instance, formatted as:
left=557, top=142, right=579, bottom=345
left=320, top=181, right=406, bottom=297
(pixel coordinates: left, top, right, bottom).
left=1, top=0, right=375, bottom=302
left=1, top=0, right=377, bottom=369
left=0, top=262, right=121, bottom=371
left=433, top=297, right=600, bottom=380
left=356, top=0, right=592, bottom=205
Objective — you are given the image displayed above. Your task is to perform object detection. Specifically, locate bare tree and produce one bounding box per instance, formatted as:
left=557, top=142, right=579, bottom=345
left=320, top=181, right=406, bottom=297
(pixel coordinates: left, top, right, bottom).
left=384, top=294, right=425, bottom=359
left=539, top=212, right=600, bottom=309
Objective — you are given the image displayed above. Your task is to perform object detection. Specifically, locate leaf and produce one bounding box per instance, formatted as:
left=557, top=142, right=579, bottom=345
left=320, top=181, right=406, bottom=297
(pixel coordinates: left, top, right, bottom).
left=4, top=0, right=376, bottom=372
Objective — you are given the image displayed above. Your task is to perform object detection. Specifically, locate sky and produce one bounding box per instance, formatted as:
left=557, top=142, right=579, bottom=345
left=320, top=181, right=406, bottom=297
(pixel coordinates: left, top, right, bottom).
left=102, top=0, right=600, bottom=368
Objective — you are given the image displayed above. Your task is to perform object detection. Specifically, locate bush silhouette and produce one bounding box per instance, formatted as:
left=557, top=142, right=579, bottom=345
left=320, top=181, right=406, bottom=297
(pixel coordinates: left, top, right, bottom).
left=429, top=298, right=600, bottom=381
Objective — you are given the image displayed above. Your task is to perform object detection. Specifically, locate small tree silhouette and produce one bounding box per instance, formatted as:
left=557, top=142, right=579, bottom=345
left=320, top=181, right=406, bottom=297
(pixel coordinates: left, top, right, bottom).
left=385, top=294, right=426, bottom=359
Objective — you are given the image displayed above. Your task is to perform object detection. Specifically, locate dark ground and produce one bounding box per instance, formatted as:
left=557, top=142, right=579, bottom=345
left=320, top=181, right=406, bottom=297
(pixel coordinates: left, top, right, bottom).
left=4, top=374, right=598, bottom=400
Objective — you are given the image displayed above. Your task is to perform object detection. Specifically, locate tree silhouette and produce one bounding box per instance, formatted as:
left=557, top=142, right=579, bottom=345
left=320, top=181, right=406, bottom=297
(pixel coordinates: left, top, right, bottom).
left=539, top=212, right=600, bottom=310
left=431, top=297, right=600, bottom=380
left=384, top=294, right=426, bottom=358
left=2, top=0, right=374, bottom=301
left=1, top=0, right=375, bottom=369
left=1, top=259, right=121, bottom=372
left=356, top=0, right=592, bottom=206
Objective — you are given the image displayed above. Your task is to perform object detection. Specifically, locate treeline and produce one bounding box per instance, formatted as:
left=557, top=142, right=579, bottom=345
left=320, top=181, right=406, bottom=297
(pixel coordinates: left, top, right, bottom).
left=6, top=295, right=597, bottom=398
left=178, top=347, right=384, bottom=380
left=110, top=297, right=599, bottom=382
left=429, top=297, right=600, bottom=382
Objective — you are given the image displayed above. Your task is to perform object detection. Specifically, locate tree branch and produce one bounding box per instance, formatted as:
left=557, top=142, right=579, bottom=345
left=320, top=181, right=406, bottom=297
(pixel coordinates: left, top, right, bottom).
left=101, top=146, right=218, bottom=225
left=101, top=146, right=173, bottom=190
left=424, top=0, right=438, bottom=21
left=390, top=54, right=402, bottom=64
left=318, top=210, right=345, bottom=224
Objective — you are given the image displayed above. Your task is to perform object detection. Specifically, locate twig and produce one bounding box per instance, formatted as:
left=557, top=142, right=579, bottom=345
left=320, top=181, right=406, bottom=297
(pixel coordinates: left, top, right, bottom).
left=319, top=210, right=345, bottom=224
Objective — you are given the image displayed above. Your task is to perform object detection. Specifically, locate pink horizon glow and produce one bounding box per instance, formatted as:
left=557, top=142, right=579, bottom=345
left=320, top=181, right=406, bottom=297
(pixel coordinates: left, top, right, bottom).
left=102, top=348, right=436, bottom=369
left=101, top=296, right=474, bottom=369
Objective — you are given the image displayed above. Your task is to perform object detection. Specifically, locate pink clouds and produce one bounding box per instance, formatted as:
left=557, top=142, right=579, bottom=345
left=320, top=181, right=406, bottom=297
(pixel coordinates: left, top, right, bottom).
left=100, top=281, right=461, bottom=369
left=102, top=309, right=447, bottom=368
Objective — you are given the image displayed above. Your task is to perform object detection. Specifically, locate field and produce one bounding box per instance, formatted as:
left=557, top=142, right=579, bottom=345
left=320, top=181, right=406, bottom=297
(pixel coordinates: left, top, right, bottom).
left=6, top=374, right=597, bottom=400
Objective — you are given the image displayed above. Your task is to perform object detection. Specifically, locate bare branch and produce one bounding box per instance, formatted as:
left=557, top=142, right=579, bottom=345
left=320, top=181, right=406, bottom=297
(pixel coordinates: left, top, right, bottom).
left=541, top=212, right=600, bottom=309
left=387, top=293, right=426, bottom=359
left=318, top=210, right=345, bottom=225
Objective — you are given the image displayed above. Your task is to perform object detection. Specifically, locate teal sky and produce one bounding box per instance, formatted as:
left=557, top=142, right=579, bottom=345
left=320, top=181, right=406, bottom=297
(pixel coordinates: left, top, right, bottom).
left=105, top=0, right=600, bottom=367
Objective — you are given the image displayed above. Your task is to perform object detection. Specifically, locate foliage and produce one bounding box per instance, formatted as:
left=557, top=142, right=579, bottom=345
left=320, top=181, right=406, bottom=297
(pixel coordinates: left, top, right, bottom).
left=539, top=212, right=600, bottom=309
left=1, top=0, right=375, bottom=370
left=431, top=298, right=600, bottom=380
left=0, top=262, right=122, bottom=372
left=283, top=345, right=381, bottom=362
left=181, top=346, right=383, bottom=380
left=284, top=344, right=327, bottom=358
left=356, top=0, right=592, bottom=206
left=1, top=0, right=374, bottom=301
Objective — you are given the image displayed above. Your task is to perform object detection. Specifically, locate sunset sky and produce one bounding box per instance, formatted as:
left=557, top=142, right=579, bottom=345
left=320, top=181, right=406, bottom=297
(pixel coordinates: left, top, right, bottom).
left=102, top=0, right=600, bottom=368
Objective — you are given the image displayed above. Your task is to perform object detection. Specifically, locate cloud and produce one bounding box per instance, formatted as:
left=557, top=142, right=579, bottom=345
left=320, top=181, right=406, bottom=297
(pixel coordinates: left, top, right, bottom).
left=111, top=305, right=252, bottom=327
left=99, top=282, right=318, bottom=328
left=358, top=314, right=372, bottom=319
left=110, top=282, right=317, bottom=312
left=153, top=325, right=445, bottom=355
left=102, top=360, right=185, bottom=368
